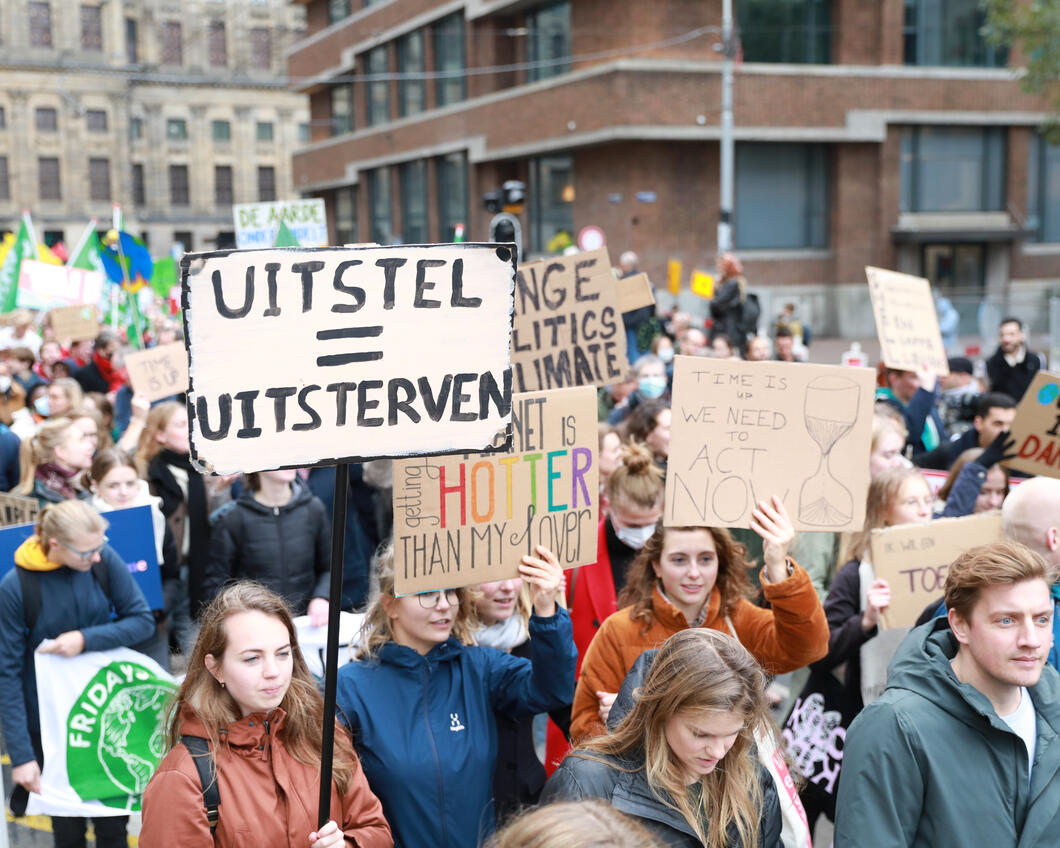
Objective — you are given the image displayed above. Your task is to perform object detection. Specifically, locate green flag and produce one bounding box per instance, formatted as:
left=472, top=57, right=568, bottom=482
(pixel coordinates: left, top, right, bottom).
left=68, top=221, right=104, bottom=273
left=274, top=220, right=301, bottom=247
left=0, top=215, right=37, bottom=312
left=151, top=257, right=178, bottom=299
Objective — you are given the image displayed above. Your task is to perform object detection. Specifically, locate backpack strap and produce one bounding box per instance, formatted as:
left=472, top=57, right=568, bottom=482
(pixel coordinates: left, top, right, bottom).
left=16, top=567, right=43, bottom=633
left=181, top=735, right=220, bottom=836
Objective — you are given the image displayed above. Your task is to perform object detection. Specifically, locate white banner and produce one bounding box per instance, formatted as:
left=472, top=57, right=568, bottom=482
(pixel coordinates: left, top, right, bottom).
left=28, top=647, right=177, bottom=817
left=233, top=199, right=328, bottom=249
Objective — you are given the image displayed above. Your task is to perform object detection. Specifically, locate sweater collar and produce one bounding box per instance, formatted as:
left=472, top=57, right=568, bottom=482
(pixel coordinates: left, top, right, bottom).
left=14, top=536, right=60, bottom=572
left=180, top=704, right=288, bottom=749
left=650, top=583, right=720, bottom=629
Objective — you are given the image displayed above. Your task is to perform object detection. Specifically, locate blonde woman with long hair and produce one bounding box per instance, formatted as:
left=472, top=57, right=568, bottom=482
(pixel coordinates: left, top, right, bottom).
left=13, top=416, right=95, bottom=505
left=543, top=628, right=781, bottom=848
left=336, top=543, right=576, bottom=847
left=141, top=582, right=391, bottom=847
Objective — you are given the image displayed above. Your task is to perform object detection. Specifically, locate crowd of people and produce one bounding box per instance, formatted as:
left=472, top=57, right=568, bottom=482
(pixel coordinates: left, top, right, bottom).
left=0, top=265, right=1058, bottom=848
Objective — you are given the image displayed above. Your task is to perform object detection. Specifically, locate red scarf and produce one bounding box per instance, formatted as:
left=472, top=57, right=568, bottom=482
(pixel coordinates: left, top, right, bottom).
left=93, top=351, right=127, bottom=393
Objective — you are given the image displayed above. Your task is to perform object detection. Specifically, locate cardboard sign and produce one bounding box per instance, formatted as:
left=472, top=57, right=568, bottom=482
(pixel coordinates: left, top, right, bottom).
left=865, top=266, right=949, bottom=375
left=49, top=304, right=100, bottom=343
left=125, top=342, right=190, bottom=402
left=18, top=260, right=105, bottom=310
left=615, top=273, right=655, bottom=313
left=234, top=199, right=328, bottom=249
left=870, top=512, right=1005, bottom=629
left=511, top=248, right=626, bottom=392
left=391, top=386, right=599, bottom=594
left=1005, top=371, right=1060, bottom=477
left=182, top=244, right=516, bottom=475
left=665, top=356, right=875, bottom=531
left=0, top=492, right=39, bottom=527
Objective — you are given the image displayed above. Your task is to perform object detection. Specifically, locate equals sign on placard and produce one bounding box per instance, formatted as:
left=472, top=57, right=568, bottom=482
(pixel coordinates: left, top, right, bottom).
left=316, top=326, right=384, bottom=366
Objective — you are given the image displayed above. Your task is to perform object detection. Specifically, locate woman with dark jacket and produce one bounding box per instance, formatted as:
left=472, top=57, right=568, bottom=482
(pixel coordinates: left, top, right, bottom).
left=337, top=543, right=576, bottom=848
left=203, top=468, right=330, bottom=622
left=543, top=628, right=782, bottom=848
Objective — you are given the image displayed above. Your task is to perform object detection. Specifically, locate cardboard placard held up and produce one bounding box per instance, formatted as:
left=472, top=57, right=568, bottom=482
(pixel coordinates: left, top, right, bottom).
left=49, top=304, right=99, bottom=343
left=1004, top=371, right=1060, bottom=478
left=125, top=342, right=190, bottom=402
left=391, top=386, right=599, bottom=594
left=865, top=267, right=949, bottom=375
left=615, top=273, right=655, bottom=313
left=870, top=512, right=1005, bottom=629
left=511, top=248, right=626, bottom=392
left=0, top=493, right=39, bottom=527
left=666, top=356, right=875, bottom=531
left=182, top=244, right=516, bottom=475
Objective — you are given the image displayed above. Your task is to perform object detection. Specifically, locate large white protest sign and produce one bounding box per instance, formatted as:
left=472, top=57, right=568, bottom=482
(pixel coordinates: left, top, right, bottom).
left=18, top=260, right=105, bottom=310
left=234, top=199, right=328, bottom=249
left=182, top=244, right=516, bottom=475
left=29, top=647, right=177, bottom=817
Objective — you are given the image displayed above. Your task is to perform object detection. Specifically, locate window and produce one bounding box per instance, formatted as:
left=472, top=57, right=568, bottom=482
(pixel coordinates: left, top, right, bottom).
left=85, top=109, right=107, bottom=132
left=527, top=1, right=572, bottom=82
left=900, top=126, right=1005, bottom=213
left=216, top=231, right=236, bottom=249
left=169, top=164, right=189, bottom=205
left=1028, top=133, right=1060, bottom=243
left=161, top=21, right=183, bottom=65
left=132, top=163, right=145, bottom=206
left=0, top=107, right=5, bottom=129
left=38, top=157, right=61, bottom=200
left=397, top=31, right=426, bottom=118
left=298, top=122, right=310, bottom=143
left=335, top=186, right=357, bottom=244
left=436, top=152, right=468, bottom=242
left=257, top=166, right=276, bottom=201
left=35, top=107, right=58, bottom=132
left=328, top=0, right=350, bottom=25
left=433, top=13, right=466, bottom=107
left=256, top=121, right=274, bottom=142
left=368, top=167, right=393, bottom=244
left=29, top=2, right=52, bottom=48
left=904, top=0, right=1006, bottom=67
left=0, top=157, right=9, bottom=201
left=166, top=118, right=188, bottom=141
left=80, top=5, right=103, bottom=51
left=212, top=120, right=231, bottom=142
left=215, top=165, right=234, bottom=206
left=367, top=46, right=390, bottom=126
left=174, top=231, right=193, bottom=251
left=529, top=154, right=573, bottom=252
left=129, top=117, right=143, bottom=141
left=331, top=84, right=354, bottom=135
left=734, top=143, right=828, bottom=249
left=208, top=22, right=227, bottom=67
left=88, top=158, right=110, bottom=201
left=250, top=28, right=271, bottom=70
left=738, top=0, right=830, bottom=64
left=125, top=18, right=138, bottom=63
left=400, top=160, right=428, bottom=243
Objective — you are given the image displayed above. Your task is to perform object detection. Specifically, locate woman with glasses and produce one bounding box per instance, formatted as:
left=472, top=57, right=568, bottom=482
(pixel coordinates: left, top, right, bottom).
left=0, top=499, right=153, bottom=848
left=336, top=542, right=577, bottom=848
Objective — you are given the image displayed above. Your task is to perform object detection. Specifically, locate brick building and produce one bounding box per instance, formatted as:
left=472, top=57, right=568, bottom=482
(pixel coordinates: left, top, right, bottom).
left=0, top=0, right=309, bottom=255
left=288, top=0, right=1060, bottom=336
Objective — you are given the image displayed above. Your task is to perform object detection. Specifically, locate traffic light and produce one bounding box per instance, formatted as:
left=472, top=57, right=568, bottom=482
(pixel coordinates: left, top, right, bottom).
left=489, top=213, right=522, bottom=262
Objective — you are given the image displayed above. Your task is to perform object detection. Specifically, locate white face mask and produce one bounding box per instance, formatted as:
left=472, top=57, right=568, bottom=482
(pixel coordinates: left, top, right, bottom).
left=612, top=517, right=656, bottom=550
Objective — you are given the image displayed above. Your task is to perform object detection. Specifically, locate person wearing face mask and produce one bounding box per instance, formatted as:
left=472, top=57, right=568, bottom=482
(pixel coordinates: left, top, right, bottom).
left=650, top=335, right=676, bottom=381
left=569, top=496, right=827, bottom=744
left=607, top=354, right=669, bottom=426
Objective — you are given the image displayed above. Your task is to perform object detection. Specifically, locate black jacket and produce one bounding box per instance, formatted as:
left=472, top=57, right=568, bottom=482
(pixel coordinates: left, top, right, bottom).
left=813, top=558, right=875, bottom=717
left=985, top=346, right=1043, bottom=403
left=73, top=358, right=109, bottom=394
left=203, top=480, right=330, bottom=615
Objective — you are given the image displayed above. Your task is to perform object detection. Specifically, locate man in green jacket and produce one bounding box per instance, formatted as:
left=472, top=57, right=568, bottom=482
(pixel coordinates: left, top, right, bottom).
left=835, top=541, right=1060, bottom=848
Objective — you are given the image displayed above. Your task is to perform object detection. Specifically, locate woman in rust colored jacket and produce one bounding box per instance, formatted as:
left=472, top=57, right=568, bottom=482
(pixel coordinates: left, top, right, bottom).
left=570, top=496, right=829, bottom=743
left=141, top=583, right=391, bottom=848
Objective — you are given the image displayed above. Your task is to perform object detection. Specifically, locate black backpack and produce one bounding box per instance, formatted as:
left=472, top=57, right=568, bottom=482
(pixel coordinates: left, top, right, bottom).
left=739, top=292, right=762, bottom=336
left=181, top=735, right=220, bottom=837
left=17, top=560, right=112, bottom=633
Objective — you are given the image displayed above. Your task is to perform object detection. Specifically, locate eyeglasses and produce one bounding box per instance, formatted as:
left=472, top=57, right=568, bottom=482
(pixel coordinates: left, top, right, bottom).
left=416, top=589, right=459, bottom=609
left=59, top=537, right=108, bottom=560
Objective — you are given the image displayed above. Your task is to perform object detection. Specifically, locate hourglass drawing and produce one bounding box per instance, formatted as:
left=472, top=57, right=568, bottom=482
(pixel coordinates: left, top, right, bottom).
left=799, top=376, right=861, bottom=526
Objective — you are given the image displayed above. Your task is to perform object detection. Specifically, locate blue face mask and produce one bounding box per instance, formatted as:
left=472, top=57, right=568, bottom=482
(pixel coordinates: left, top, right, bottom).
left=638, top=376, right=667, bottom=399
left=34, top=397, right=49, bottom=417
left=658, top=346, right=675, bottom=364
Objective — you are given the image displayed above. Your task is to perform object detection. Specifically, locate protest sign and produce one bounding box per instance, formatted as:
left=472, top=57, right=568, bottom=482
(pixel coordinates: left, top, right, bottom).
left=870, top=512, right=1005, bottom=629
left=18, top=260, right=105, bottom=310
left=29, top=647, right=177, bottom=817
left=690, top=270, right=714, bottom=299
left=49, top=303, right=100, bottom=342
left=865, top=266, right=949, bottom=375
left=512, top=248, right=626, bottom=392
left=182, top=244, right=516, bottom=475
left=234, top=199, right=328, bottom=249
left=615, top=273, right=655, bottom=313
left=0, top=492, right=39, bottom=527
left=125, top=341, right=189, bottom=402
left=667, top=259, right=682, bottom=295
left=665, top=356, right=875, bottom=531
left=295, top=611, right=364, bottom=678
left=392, top=386, right=598, bottom=594
left=1004, top=371, right=1060, bottom=478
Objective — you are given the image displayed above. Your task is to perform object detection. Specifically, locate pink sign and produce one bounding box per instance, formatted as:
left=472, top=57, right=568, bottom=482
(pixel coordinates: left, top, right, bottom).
left=17, top=260, right=105, bottom=309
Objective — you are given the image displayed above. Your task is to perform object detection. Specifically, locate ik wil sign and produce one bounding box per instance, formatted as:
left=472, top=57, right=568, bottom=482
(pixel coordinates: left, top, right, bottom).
left=181, top=245, right=516, bottom=475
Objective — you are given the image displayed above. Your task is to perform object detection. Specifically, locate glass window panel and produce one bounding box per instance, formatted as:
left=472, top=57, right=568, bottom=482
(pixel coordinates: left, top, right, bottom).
left=738, top=0, right=831, bottom=64
left=335, top=186, right=357, bottom=244
left=397, top=31, right=425, bottom=118
left=734, top=143, right=830, bottom=249
left=35, top=108, right=58, bottom=132
left=29, top=2, right=52, bottom=48
left=125, top=18, right=138, bottom=63
left=88, top=158, right=110, bottom=201
left=258, top=166, right=276, bottom=201
left=86, top=109, right=107, bottom=132
left=132, top=163, right=145, bottom=206
left=328, top=0, right=350, bottom=25
left=530, top=154, right=574, bottom=253
left=169, top=164, right=189, bottom=205
left=331, top=84, right=354, bottom=135
left=527, top=1, right=572, bottom=82
left=251, top=27, right=271, bottom=71
left=162, top=21, right=183, bottom=65
left=400, top=160, right=428, bottom=244
left=0, top=157, right=9, bottom=202
left=256, top=122, right=274, bottom=142
left=215, top=165, right=233, bottom=205
left=436, top=152, right=468, bottom=242
left=166, top=118, right=188, bottom=140
left=39, top=157, right=61, bottom=200
left=208, top=22, right=227, bottom=67
left=80, top=5, right=103, bottom=51
left=901, top=126, right=1006, bottom=213
left=368, top=167, right=393, bottom=244
left=367, top=46, right=390, bottom=126
left=212, top=120, right=231, bottom=141
left=904, top=0, right=1006, bottom=67
left=433, top=14, right=466, bottom=107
